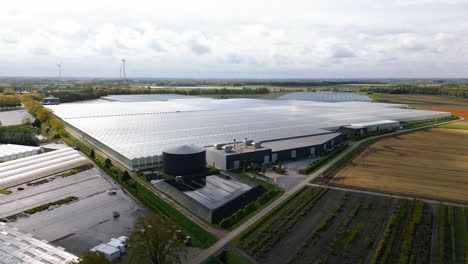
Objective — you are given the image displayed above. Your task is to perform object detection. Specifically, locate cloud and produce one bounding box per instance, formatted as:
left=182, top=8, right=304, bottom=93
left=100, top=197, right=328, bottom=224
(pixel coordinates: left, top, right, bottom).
left=331, top=47, right=356, bottom=58
left=1, top=0, right=468, bottom=77
left=188, top=39, right=211, bottom=55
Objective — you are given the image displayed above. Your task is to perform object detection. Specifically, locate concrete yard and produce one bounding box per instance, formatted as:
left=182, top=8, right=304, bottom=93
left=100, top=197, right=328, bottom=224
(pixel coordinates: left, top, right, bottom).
left=0, top=168, right=150, bottom=256
left=0, top=109, right=33, bottom=126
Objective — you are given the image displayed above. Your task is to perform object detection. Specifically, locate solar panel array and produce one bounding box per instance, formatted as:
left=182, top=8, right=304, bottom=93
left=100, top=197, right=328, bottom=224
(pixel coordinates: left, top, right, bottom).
left=279, top=92, right=372, bottom=102
left=48, top=96, right=451, bottom=170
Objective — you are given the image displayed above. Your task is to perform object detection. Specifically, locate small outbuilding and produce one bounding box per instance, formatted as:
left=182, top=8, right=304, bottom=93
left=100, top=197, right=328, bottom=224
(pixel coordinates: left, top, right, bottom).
left=42, top=97, right=60, bottom=105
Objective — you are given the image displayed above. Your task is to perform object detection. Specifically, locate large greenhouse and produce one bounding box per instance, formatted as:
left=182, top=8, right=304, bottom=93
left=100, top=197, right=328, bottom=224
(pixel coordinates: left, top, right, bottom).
left=47, top=94, right=451, bottom=171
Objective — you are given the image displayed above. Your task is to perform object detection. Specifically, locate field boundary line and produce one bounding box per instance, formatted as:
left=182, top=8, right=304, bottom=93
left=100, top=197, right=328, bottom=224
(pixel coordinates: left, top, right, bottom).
left=308, top=184, right=468, bottom=208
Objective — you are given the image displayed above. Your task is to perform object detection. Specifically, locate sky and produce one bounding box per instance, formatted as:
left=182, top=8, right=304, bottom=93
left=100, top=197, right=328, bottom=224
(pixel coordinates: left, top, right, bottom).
left=1, top=0, right=468, bottom=78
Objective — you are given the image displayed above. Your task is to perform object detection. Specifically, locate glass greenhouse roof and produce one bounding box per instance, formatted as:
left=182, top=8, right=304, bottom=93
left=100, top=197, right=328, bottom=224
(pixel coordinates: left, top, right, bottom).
left=48, top=96, right=450, bottom=161
left=279, top=92, right=372, bottom=102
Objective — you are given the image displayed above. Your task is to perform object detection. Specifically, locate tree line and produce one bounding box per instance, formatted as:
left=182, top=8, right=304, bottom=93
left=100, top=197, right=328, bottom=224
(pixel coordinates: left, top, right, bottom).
left=0, top=95, right=21, bottom=110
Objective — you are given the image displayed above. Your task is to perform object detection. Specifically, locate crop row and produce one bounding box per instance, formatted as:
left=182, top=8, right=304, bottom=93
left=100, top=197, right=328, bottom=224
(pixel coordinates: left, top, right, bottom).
left=286, top=193, right=349, bottom=264
left=240, top=187, right=327, bottom=258
left=437, top=204, right=468, bottom=264
left=372, top=200, right=432, bottom=264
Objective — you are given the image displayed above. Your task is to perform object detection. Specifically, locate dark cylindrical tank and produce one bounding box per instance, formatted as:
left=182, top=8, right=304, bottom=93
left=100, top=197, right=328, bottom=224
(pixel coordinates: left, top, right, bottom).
left=163, top=145, right=206, bottom=176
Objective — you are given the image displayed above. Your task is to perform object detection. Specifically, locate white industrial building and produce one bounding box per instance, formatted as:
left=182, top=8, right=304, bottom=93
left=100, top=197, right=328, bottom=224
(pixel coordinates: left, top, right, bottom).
left=0, top=222, right=78, bottom=264
left=0, top=147, right=87, bottom=190
left=0, top=144, right=43, bottom=162
left=47, top=94, right=451, bottom=171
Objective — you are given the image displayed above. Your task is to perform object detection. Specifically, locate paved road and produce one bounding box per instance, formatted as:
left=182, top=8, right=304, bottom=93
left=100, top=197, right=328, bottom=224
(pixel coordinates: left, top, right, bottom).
left=190, top=117, right=463, bottom=264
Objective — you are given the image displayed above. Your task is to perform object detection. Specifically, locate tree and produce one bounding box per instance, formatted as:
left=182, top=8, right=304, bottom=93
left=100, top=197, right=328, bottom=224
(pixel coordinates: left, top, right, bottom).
left=121, top=170, right=130, bottom=182
left=90, top=149, right=96, bottom=159
left=105, top=158, right=112, bottom=167
left=126, top=215, right=186, bottom=264
left=68, top=251, right=111, bottom=264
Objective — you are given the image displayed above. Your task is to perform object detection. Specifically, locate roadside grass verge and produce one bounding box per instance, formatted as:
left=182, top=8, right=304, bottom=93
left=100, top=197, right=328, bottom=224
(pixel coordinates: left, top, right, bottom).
left=438, top=124, right=468, bottom=130
left=61, top=134, right=217, bottom=248
left=404, top=115, right=459, bottom=129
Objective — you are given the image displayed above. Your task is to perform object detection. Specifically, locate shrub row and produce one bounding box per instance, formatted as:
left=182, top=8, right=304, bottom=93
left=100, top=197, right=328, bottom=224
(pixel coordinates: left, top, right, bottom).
left=219, top=190, right=281, bottom=229
left=24, top=196, right=78, bottom=214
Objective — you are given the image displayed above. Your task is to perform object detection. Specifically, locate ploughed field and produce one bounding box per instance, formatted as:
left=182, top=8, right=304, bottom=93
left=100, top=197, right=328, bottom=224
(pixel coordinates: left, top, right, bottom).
left=232, top=187, right=468, bottom=264
left=329, top=128, right=468, bottom=204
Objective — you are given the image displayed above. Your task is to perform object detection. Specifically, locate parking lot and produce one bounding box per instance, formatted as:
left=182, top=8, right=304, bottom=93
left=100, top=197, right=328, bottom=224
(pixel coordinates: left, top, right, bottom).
left=0, top=167, right=150, bottom=255
left=0, top=109, right=32, bottom=126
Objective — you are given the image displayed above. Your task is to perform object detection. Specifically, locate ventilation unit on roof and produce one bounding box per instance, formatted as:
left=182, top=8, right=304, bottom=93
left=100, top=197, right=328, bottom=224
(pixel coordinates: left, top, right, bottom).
left=214, top=144, right=226, bottom=150
left=223, top=146, right=233, bottom=153
left=254, top=141, right=262, bottom=148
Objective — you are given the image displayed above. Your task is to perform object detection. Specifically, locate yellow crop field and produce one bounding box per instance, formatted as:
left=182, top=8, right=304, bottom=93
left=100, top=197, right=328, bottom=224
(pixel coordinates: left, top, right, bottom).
left=330, top=128, right=468, bottom=204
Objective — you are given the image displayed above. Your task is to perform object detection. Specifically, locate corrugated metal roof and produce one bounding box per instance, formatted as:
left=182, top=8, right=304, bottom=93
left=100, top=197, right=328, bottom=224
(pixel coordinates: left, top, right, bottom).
left=262, top=133, right=342, bottom=152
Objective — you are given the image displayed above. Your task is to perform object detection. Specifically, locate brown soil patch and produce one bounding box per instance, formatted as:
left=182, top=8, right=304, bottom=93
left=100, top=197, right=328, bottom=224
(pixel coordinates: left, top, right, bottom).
left=330, top=128, right=468, bottom=204
left=426, top=109, right=468, bottom=118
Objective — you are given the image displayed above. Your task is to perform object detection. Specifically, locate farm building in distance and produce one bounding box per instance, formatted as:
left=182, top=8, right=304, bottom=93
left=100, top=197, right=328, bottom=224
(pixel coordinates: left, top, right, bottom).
left=47, top=94, right=452, bottom=171
left=42, top=97, right=60, bottom=105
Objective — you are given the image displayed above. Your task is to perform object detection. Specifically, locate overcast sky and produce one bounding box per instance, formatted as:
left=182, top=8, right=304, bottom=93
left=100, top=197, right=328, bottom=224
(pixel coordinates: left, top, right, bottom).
left=1, top=0, right=468, bottom=78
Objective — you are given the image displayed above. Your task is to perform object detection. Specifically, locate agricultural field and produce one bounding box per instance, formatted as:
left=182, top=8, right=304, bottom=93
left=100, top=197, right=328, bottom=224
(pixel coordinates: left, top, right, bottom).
left=234, top=187, right=396, bottom=264
left=328, top=128, right=468, bottom=204
left=369, top=93, right=468, bottom=118
left=436, top=204, right=468, bottom=264
left=230, top=186, right=467, bottom=264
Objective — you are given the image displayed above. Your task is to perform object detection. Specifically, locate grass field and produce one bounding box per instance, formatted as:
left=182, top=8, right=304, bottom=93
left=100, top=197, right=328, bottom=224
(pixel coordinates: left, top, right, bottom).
left=329, top=128, right=468, bottom=204
left=439, top=121, right=468, bottom=130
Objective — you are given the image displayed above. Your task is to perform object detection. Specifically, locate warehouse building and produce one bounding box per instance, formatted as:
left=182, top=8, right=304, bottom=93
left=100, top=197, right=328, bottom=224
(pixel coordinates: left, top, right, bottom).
left=206, top=133, right=344, bottom=170
left=0, top=144, right=43, bottom=161
left=47, top=94, right=452, bottom=171
left=42, top=97, right=60, bottom=105
left=0, top=223, right=78, bottom=264
left=340, top=120, right=400, bottom=137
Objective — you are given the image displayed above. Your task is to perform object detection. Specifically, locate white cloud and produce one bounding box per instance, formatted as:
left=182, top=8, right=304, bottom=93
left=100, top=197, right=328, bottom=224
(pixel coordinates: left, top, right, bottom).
left=0, top=0, right=468, bottom=77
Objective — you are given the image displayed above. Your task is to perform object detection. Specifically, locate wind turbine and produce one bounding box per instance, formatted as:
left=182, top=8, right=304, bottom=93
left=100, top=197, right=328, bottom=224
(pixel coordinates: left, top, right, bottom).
left=56, top=62, right=62, bottom=81
left=121, top=59, right=127, bottom=81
